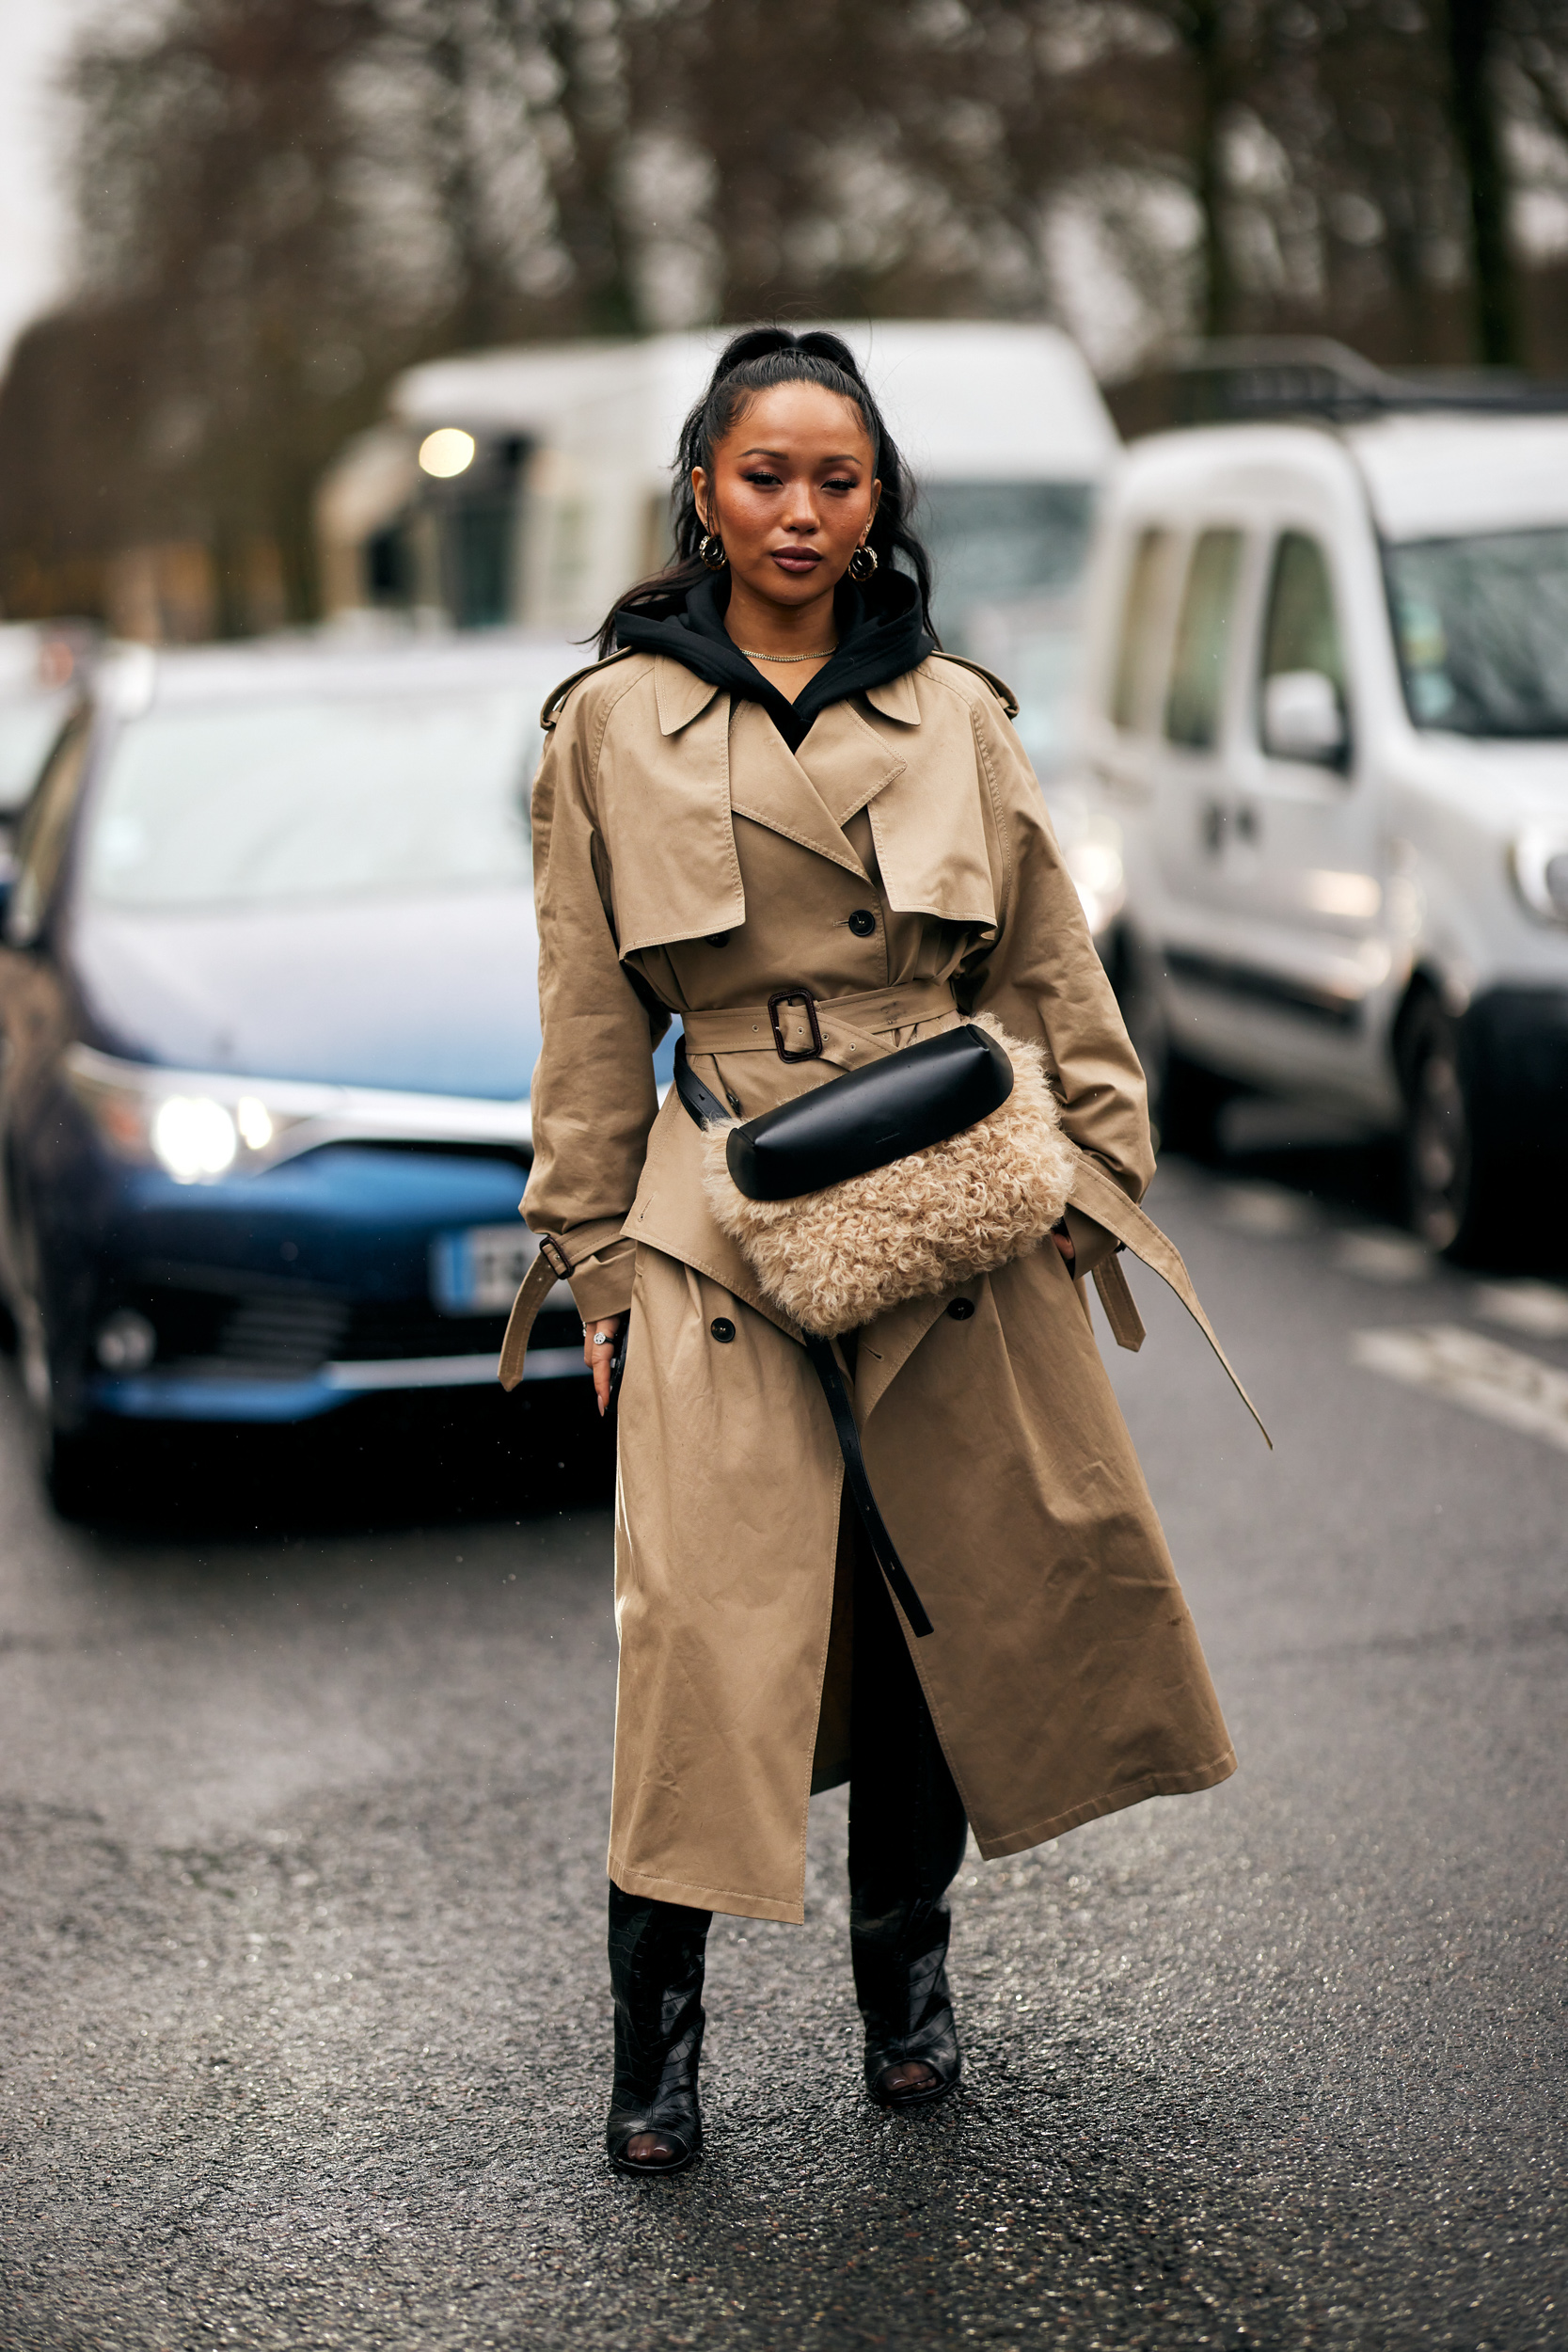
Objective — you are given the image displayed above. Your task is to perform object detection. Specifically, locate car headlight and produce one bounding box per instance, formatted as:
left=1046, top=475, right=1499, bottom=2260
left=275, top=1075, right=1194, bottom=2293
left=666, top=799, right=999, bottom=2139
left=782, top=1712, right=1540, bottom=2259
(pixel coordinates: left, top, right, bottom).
left=1512, top=831, right=1568, bottom=926
left=1062, top=830, right=1127, bottom=940
left=65, top=1052, right=303, bottom=1183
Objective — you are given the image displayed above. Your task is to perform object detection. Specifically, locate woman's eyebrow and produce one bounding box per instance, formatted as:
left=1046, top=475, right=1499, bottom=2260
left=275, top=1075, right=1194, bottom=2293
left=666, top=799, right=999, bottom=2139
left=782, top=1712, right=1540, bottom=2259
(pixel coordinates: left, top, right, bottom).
left=737, top=445, right=863, bottom=465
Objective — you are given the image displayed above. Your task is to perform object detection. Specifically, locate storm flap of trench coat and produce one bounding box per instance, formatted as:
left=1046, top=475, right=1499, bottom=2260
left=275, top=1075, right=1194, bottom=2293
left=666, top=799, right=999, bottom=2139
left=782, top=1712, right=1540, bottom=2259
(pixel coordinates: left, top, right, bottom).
left=519, top=645, right=1241, bottom=1926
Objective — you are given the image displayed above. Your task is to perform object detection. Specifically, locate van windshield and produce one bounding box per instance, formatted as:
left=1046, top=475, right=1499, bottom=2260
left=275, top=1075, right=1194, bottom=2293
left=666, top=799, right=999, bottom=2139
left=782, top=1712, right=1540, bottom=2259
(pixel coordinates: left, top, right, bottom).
left=84, top=689, right=536, bottom=912
left=921, top=480, right=1096, bottom=776
left=1388, top=528, right=1568, bottom=738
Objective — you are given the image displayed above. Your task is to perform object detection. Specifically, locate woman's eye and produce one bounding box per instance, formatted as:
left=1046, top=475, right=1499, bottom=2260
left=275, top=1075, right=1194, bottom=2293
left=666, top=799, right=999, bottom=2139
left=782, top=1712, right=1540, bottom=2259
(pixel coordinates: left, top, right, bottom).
left=743, top=470, right=781, bottom=488
left=825, top=477, right=858, bottom=494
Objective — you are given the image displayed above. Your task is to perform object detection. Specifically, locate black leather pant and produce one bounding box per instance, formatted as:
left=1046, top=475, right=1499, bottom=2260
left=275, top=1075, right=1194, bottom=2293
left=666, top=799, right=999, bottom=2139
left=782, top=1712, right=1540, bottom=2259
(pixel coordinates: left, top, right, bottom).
left=607, top=1508, right=969, bottom=2134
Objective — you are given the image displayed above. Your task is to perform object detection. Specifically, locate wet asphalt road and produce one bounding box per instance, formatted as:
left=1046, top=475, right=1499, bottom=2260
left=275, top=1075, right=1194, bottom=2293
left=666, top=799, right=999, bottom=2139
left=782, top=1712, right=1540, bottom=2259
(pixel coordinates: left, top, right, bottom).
left=1, top=1141, right=1564, bottom=2352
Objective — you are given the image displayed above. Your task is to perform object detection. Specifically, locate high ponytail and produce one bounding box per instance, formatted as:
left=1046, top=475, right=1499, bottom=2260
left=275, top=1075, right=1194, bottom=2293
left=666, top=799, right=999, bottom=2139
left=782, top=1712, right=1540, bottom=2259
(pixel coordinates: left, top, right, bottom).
left=596, top=326, right=938, bottom=656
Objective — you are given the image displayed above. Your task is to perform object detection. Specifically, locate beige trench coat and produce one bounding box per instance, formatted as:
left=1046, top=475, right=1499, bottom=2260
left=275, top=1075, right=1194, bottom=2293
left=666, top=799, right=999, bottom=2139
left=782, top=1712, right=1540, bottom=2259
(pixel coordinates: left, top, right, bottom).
left=520, top=646, right=1243, bottom=1925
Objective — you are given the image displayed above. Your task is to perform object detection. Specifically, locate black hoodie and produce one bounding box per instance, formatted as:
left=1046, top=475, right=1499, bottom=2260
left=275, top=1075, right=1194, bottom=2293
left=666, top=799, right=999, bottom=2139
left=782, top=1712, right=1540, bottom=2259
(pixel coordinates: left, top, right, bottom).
left=614, top=569, right=936, bottom=752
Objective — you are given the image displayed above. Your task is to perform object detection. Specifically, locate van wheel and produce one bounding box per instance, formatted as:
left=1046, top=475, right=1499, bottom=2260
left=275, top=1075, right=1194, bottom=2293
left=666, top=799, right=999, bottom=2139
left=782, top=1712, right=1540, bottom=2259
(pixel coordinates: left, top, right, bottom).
left=1402, top=996, right=1495, bottom=1259
left=1118, top=941, right=1230, bottom=1160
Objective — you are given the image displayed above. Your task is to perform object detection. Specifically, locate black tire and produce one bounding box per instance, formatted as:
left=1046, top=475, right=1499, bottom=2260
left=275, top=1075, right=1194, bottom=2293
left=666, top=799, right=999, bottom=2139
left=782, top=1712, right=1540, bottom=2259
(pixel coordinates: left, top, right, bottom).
left=8, top=1200, right=111, bottom=1518
left=1116, top=934, right=1232, bottom=1161
left=41, top=1423, right=118, bottom=1519
left=1401, top=993, right=1497, bottom=1259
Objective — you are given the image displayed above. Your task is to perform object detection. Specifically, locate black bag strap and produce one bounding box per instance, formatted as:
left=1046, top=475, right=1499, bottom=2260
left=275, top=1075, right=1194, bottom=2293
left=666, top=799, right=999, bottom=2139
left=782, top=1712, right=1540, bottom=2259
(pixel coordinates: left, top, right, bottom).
left=674, top=1034, right=731, bottom=1127
left=803, top=1336, right=933, bottom=1638
left=675, top=1039, right=933, bottom=1638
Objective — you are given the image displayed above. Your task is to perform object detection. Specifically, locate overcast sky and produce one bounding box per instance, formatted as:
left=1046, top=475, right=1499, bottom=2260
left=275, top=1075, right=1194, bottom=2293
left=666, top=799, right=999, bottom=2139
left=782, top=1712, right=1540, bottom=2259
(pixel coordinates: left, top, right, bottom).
left=0, top=0, right=97, bottom=373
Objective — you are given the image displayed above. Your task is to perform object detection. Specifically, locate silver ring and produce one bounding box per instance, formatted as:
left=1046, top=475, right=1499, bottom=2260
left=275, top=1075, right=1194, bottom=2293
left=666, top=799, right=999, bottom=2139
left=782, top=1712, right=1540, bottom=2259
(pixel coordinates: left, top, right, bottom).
left=593, top=1332, right=613, bottom=1344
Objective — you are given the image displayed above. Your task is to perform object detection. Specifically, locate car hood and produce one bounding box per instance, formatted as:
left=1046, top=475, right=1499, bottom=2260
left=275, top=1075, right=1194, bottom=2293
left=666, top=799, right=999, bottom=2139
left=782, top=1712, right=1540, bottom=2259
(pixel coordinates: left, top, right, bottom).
left=1409, top=735, right=1568, bottom=832
left=70, top=886, right=540, bottom=1098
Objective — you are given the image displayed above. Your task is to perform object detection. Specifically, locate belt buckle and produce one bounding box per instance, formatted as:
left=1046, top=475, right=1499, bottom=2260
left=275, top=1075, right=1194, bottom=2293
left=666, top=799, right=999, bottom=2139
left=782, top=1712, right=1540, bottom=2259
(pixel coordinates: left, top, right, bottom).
left=768, top=988, right=823, bottom=1061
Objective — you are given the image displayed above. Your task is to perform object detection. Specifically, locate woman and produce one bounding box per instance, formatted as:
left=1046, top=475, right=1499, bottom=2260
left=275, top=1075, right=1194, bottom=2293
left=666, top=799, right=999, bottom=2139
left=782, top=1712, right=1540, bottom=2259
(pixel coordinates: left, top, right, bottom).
left=511, top=327, right=1252, bottom=2176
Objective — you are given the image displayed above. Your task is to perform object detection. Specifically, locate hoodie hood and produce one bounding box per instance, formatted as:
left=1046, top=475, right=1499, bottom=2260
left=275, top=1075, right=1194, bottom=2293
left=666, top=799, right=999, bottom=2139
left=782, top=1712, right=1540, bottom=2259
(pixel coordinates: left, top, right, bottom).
left=615, top=569, right=935, bottom=750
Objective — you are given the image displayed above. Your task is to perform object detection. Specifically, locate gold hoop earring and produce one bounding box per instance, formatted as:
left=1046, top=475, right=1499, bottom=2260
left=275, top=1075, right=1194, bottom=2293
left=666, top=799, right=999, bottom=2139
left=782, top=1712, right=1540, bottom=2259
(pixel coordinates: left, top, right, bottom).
left=847, top=542, right=879, bottom=581
left=698, top=532, right=727, bottom=572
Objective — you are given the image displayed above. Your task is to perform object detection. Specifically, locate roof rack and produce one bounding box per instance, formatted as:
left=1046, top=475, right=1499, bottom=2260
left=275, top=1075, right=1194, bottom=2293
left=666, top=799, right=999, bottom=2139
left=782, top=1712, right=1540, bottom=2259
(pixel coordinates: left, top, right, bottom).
left=1105, top=337, right=1568, bottom=437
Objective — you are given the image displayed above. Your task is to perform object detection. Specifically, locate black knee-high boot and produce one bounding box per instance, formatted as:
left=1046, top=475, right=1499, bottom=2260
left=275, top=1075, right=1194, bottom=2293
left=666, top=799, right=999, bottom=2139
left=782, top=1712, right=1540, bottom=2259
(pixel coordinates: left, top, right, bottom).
left=606, top=1883, right=711, bottom=2172
left=847, top=1524, right=970, bottom=2108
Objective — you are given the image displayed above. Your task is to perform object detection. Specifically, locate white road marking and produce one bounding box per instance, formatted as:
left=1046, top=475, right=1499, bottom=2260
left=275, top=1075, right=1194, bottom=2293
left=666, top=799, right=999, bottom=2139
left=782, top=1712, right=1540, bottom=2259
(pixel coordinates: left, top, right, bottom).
left=1335, top=1231, right=1433, bottom=1283
left=1215, top=1183, right=1316, bottom=1237
left=1353, top=1324, right=1568, bottom=1454
left=1471, top=1279, right=1568, bottom=1340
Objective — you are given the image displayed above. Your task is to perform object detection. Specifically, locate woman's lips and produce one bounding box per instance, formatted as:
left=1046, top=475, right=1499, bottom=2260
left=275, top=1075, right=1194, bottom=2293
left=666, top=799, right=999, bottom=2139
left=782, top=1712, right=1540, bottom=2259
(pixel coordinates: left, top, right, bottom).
left=770, top=548, right=822, bottom=574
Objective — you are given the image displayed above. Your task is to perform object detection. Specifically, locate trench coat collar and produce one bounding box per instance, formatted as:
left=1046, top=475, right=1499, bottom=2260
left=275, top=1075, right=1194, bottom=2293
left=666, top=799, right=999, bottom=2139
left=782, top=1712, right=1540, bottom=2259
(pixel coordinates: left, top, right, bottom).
left=654, top=655, right=721, bottom=736
left=628, top=659, right=996, bottom=940
left=862, top=670, right=923, bottom=725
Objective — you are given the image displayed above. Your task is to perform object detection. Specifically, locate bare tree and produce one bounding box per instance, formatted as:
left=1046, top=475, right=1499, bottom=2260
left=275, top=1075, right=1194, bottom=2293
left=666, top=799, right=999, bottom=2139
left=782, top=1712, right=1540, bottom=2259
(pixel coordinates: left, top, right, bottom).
left=4, top=0, right=1568, bottom=633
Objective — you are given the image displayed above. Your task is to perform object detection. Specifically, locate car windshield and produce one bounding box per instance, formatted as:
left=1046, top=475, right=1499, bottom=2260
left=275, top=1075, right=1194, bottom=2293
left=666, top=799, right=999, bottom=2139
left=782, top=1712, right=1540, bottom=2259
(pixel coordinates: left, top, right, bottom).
left=1388, top=528, right=1568, bottom=739
left=84, top=688, right=536, bottom=911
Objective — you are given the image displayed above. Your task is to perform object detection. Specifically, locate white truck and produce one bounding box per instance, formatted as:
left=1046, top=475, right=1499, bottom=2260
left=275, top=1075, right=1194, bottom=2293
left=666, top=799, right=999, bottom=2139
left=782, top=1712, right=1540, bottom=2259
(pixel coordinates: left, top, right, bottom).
left=1070, top=396, right=1568, bottom=1254
left=315, top=322, right=1117, bottom=781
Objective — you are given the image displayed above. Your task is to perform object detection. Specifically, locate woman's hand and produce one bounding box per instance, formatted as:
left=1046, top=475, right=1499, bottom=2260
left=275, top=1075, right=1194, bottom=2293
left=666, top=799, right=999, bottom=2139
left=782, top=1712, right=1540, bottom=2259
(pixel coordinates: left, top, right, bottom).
left=1052, top=1228, right=1076, bottom=1275
left=585, top=1313, right=627, bottom=1416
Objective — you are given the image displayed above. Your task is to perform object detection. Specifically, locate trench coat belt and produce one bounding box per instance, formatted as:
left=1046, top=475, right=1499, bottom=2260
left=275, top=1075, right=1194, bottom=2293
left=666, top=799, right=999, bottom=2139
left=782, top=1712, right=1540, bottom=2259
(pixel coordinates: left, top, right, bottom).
left=681, top=978, right=958, bottom=1070
left=497, top=1232, right=576, bottom=1393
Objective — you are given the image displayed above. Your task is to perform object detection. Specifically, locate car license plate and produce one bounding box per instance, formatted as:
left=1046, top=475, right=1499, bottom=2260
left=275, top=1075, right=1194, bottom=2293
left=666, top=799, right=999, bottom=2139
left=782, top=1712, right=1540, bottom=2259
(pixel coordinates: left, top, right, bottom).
left=430, top=1225, right=546, bottom=1316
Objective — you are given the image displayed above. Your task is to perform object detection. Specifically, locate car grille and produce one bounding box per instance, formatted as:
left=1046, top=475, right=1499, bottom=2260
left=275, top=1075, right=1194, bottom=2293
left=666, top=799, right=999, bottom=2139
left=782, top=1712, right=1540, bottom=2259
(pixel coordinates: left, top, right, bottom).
left=220, top=1295, right=351, bottom=1368
left=119, top=1284, right=580, bottom=1376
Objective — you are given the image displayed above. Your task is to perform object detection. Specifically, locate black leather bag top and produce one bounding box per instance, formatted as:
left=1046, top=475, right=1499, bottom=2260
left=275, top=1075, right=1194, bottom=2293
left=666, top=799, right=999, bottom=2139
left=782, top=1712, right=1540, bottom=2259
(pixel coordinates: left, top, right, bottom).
left=689, top=1023, right=1015, bottom=1202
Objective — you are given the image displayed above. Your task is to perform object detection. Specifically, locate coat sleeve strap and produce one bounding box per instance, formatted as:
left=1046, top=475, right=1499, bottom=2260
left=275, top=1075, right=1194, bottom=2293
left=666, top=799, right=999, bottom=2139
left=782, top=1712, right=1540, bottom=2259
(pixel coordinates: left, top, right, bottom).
left=1069, top=1155, right=1272, bottom=1449
left=1091, top=1254, right=1147, bottom=1352
left=498, top=1235, right=574, bottom=1391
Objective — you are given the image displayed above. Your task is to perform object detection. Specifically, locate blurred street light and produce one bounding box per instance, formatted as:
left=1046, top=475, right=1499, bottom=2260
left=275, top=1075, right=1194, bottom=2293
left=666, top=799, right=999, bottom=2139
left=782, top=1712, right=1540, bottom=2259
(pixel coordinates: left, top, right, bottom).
left=419, top=429, right=476, bottom=480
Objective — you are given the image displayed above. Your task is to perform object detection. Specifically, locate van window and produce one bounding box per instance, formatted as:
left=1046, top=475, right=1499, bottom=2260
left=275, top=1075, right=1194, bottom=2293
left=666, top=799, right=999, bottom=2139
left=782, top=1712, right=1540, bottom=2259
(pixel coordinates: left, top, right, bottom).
left=1109, top=528, right=1173, bottom=731
left=1164, top=530, right=1243, bottom=749
left=1261, top=532, right=1344, bottom=691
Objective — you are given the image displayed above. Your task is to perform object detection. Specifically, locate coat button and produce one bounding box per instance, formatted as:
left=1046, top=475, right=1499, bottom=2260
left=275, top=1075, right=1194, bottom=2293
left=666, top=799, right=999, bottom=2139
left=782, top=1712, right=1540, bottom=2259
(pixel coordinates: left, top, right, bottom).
left=847, top=908, right=877, bottom=937
left=705, top=931, right=732, bottom=947
left=947, top=1297, right=974, bottom=1320
left=710, top=1317, right=736, bottom=1343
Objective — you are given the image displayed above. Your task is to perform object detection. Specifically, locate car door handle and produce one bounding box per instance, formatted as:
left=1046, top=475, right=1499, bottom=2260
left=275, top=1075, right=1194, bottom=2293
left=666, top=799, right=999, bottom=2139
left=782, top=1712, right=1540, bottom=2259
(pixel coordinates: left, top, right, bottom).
left=1200, top=800, right=1259, bottom=854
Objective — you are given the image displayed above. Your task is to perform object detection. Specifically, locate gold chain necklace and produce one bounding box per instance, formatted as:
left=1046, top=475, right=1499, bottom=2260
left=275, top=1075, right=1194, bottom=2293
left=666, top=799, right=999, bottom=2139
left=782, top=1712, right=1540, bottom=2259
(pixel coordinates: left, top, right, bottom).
left=735, top=645, right=837, bottom=663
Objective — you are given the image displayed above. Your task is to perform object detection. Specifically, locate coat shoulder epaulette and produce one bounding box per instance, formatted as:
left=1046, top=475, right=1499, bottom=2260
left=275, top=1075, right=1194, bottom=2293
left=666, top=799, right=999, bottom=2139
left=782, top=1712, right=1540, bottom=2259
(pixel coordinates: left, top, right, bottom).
left=539, top=646, right=639, bottom=732
left=927, top=652, right=1020, bottom=721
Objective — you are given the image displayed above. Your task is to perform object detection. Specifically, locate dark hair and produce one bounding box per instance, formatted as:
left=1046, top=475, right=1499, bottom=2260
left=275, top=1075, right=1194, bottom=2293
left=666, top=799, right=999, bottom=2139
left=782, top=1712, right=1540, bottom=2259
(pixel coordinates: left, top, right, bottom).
left=596, top=326, right=937, bottom=656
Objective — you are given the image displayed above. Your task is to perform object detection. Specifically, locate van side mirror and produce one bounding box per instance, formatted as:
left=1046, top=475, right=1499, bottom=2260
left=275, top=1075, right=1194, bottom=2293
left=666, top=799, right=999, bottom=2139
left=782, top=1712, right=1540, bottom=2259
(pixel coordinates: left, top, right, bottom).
left=1261, top=670, right=1348, bottom=768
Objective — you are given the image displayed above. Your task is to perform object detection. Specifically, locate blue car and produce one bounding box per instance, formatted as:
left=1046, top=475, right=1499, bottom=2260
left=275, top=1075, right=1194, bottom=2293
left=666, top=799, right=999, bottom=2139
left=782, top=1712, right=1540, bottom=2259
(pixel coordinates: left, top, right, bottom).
left=0, top=630, right=644, bottom=1507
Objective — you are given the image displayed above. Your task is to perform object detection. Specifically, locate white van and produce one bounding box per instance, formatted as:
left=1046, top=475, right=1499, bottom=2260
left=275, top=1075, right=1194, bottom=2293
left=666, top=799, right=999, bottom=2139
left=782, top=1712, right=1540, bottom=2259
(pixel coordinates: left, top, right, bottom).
left=1073, top=407, right=1568, bottom=1253
left=316, top=323, right=1117, bottom=780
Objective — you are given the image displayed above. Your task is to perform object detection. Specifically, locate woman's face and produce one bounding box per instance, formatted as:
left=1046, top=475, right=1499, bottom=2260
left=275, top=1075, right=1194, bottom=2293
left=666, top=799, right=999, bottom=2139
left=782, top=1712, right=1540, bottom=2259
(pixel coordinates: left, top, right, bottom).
left=692, top=381, right=881, bottom=611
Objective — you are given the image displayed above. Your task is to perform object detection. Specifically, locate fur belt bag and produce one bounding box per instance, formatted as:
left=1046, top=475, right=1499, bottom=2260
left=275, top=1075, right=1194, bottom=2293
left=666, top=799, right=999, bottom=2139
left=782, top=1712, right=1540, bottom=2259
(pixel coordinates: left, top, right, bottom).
left=674, top=1011, right=1077, bottom=1336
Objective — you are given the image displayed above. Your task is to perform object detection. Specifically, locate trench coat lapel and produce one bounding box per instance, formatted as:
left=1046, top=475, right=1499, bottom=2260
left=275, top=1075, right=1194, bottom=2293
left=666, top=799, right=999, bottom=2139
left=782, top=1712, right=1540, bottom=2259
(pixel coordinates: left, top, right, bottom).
left=727, top=700, right=874, bottom=882
left=789, top=697, right=908, bottom=836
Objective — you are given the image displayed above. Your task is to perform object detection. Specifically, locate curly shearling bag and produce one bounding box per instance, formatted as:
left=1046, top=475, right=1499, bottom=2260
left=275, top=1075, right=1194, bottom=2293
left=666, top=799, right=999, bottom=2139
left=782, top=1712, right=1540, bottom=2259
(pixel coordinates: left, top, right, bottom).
left=697, top=1013, right=1078, bottom=1336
